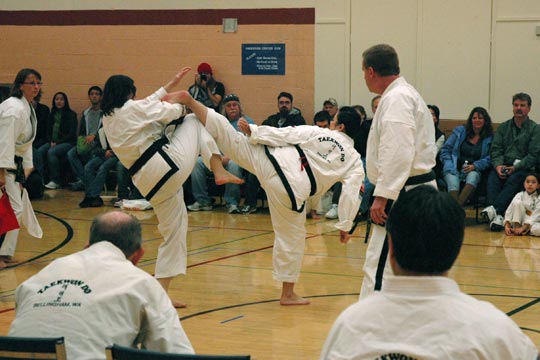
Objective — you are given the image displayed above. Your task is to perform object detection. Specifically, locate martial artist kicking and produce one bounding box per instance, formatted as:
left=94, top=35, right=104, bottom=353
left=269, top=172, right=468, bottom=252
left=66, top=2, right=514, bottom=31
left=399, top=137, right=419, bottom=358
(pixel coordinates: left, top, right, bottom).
left=101, top=68, right=242, bottom=308
left=164, top=90, right=364, bottom=305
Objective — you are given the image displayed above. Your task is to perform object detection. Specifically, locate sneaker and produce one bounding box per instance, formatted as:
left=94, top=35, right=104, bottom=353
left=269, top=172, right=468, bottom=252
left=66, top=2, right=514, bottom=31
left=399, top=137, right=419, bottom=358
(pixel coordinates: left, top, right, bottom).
left=227, top=204, right=241, bottom=214
left=44, top=181, right=60, bottom=190
left=325, top=204, right=338, bottom=219
left=481, top=205, right=497, bottom=223
left=490, top=214, right=504, bottom=232
left=113, top=199, right=124, bottom=208
left=187, top=201, right=213, bottom=211
left=241, top=205, right=258, bottom=214
left=69, top=179, right=85, bottom=191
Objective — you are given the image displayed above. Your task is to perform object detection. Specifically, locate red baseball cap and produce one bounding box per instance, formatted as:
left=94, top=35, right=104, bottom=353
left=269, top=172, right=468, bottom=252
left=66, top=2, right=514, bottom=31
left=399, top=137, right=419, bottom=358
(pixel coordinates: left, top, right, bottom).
left=197, top=62, right=213, bottom=75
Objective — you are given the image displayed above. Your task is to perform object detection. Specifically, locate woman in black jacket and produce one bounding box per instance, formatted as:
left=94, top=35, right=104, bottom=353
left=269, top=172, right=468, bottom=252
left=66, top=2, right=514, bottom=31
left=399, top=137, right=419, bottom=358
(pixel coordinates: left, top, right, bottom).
left=37, top=91, right=77, bottom=189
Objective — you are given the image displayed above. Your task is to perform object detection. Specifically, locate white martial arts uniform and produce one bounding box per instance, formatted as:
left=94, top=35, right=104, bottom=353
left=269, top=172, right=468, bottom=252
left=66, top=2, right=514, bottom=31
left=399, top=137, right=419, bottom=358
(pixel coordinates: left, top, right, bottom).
left=504, top=190, right=540, bottom=235
left=361, top=77, right=437, bottom=299
left=0, top=96, right=37, bottom=257
left=103, top=87, right=220, bottom=278
left=204, top=109, right=364, bottom=282
left=321, top=276, right=538, bottom=360
left=9, top=241, right=194, bottom=359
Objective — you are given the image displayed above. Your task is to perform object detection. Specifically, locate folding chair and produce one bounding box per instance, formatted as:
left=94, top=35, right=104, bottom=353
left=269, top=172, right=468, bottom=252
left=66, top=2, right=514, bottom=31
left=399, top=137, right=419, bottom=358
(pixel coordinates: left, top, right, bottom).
left=105, top=344, right=250, bottom=360
left=0, top=336, right=67, bottom=360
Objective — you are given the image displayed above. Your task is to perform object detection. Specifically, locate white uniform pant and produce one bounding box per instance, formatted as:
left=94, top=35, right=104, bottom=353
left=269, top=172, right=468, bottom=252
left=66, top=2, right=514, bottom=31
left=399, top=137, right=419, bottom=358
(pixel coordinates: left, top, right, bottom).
left=203, top=111, right=307, bottom=283
left=137, top=117, right=220, bottom=279
left=530, top=224, right=540, bottom=236
left=505, top=200, right=530, bottom=225
left=0, top=173, right=22, bottom=257
left=359, top=180, right=437, bottom=299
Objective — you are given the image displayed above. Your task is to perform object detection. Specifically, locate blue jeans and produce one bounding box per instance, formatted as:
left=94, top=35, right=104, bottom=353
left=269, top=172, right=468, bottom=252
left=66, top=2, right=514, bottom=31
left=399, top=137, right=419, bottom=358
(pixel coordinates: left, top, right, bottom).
left=359, top=158, right=375, bottom=214
left=444, top=170, right=481, bottom=192
left=67, top=146, right=90, bottom=181
left=37, top=142, right=73, bottom=183
left=486, top=168, right=528, bottom=215
left=190, top=156, right=243, bottom=206
left=84, top=155, right=118, bottom=197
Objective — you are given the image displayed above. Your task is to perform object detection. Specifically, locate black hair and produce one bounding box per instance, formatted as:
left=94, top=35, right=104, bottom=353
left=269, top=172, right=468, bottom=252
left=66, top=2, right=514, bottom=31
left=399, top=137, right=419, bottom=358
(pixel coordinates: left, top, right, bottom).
left=277, top=91, right=293, bottom=103
left=427, top=105, right=440, bottom=122
left=101, top=75, right=137, bottom=116
left=313, top=110, right=332, bottom=124
left=352, top=105, right=366, bottom=120
left=51, top=92, right=73, bottom=114
left=465, top=106, right=493, bottom=140
left=88, top=86, right=103, bottom=96
left=386, top=186, right=465, bottom=274
left=337, top=106, right=361, bottom=139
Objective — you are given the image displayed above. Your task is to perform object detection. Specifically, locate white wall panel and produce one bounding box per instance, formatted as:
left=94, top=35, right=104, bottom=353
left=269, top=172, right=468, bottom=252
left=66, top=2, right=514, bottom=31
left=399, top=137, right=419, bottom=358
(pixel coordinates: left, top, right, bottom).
left=420, top=0, right=491, bottom=120
left=350, top=0, right=419, bottom=117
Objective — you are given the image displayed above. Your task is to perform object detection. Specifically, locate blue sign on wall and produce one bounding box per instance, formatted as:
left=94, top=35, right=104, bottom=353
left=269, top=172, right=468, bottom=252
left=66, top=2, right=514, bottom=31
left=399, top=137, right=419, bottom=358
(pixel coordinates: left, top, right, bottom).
left=242, top=43, right=285, bottom=75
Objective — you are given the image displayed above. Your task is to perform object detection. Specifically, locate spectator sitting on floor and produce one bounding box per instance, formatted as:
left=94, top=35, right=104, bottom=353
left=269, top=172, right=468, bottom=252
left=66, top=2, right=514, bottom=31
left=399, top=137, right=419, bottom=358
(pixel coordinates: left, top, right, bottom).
left=481, top=92, right=540, bottom=232
left=504, top=173, right=540, bottom=236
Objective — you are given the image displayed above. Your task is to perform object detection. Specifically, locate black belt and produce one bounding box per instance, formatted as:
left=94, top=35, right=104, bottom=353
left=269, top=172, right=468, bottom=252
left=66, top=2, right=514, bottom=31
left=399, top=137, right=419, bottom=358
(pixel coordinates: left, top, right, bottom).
left=7, top=156, right=25, bottom=184
left=349, top=170, right=435, bottom=235
left=404, top=170, right=435, bottom=186
left=263, top=145, right=317, bottom=213
left=128, top=118, right=184, bottom=201
left=368, top=170, right=436, bottom=292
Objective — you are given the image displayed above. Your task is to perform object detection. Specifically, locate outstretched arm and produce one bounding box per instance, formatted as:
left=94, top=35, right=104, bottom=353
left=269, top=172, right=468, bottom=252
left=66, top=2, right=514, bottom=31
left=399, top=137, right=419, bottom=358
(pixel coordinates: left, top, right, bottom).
left=163, top=67, right=191, bottom=93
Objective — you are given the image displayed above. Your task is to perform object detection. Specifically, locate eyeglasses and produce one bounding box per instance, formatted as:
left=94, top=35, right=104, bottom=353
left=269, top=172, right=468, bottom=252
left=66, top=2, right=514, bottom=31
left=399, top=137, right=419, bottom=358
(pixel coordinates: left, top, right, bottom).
left=23, top=82, right=43, bottom=86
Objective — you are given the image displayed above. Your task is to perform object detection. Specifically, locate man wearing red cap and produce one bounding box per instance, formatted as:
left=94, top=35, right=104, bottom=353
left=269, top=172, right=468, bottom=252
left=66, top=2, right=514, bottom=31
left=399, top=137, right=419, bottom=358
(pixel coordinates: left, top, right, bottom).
left=188, top=62, right=225, bottom=112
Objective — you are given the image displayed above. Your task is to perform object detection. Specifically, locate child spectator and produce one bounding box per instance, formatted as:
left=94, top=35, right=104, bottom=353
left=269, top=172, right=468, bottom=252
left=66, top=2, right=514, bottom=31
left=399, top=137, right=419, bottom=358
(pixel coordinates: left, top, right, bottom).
left=504, top=173, right=540, bottom=236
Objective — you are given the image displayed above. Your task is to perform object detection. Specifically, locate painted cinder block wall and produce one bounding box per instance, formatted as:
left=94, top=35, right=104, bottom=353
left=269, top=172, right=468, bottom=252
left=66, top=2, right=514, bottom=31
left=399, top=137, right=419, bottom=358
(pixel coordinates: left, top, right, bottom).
left=0, top=9, right=315, bottom=124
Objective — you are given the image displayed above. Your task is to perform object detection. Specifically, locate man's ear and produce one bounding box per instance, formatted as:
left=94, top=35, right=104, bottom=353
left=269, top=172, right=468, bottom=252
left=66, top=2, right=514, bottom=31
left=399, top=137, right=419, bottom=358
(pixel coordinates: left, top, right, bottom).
left=129, top=248, right=145, bottom=265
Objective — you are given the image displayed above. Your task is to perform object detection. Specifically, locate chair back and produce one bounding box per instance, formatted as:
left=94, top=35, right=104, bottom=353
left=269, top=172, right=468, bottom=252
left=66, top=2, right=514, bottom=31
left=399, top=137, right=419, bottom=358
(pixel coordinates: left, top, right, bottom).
left=0, top=336, right=67, bottom=360
left=106, top=344, right=250, bottom=360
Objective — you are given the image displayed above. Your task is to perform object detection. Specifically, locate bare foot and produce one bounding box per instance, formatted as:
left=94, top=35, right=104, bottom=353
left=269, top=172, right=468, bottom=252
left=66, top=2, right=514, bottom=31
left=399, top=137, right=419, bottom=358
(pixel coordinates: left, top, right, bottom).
left=0, top=260, right=7, bottom=269
left=214, top=171, right=244, bottom=186
left=171, top=299, right=187, bottom=308
left=0, top=256, right=17, bottom=264
left=280, top=293, right=311, bottom=306
left=161, top=90, right=191, bottom=105
left=309, top=210, right=320, bottom=219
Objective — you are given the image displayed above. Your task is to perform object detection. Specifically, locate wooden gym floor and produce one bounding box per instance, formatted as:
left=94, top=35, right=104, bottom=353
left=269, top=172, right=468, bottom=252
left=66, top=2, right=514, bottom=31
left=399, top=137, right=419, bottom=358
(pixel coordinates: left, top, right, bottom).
left=1, top=189, right=540, bottom=359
